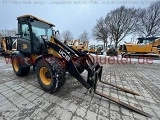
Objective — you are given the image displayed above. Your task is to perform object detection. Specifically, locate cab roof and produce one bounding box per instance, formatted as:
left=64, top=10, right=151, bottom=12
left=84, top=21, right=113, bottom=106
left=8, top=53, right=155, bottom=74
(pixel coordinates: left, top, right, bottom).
left=17, top=14, right=55, bottom=27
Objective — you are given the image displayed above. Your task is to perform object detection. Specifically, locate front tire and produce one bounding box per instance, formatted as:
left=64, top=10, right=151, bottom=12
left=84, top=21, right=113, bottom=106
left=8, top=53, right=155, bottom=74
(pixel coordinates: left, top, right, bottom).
left=11, top=55, right=30, bottom=76
left=36, top=57, right=66, bottom=93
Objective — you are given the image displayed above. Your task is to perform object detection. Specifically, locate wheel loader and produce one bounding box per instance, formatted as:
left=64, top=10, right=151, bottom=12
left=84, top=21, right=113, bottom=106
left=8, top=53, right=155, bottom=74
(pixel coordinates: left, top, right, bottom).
left=119, top=37, right=160, bottom=59
left=0, top=36, right=17, bottom=56
left=67, top=39, right=88, bottom=52
left=88, top=45, right=103, bottom=55
left=10, top=14, right=151, bottom=117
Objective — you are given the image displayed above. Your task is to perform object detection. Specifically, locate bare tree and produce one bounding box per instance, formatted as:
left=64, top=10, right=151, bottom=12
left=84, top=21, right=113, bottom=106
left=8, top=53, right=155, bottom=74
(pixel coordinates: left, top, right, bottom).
left=0, top=28, right=17, bottom=36
left=53, top=30, right=62, bottom=40
left=105, top=6, right=138, bottom=48
left=79, top=30, right=89, bottom=42
left=135, top=1, right=160, bottom=37
left=61, top=30, right=73, bottom=42
left=92, top=17, right=109, bottom=48
left=0, top=33, right=2, bottom=39
left=55, top=33, right=62, bottom=40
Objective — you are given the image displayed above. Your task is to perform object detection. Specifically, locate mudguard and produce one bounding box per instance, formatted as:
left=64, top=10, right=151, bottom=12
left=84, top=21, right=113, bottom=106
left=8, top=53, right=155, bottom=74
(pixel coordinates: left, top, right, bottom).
left=11, top=51, right=30, bottom=67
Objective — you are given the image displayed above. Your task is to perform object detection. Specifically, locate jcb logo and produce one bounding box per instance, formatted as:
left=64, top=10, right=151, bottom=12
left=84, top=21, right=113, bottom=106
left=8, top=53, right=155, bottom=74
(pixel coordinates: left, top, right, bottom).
left=59, top=49, right=70, bottom=61
left=23, top=44, right=28, bottom=49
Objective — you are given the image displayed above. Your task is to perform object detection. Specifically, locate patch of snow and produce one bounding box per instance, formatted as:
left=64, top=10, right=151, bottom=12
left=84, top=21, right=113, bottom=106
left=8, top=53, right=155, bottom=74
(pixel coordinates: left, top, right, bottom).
left=4, top=68, right=13, bottom=71
left=152, top=60, right=160, bottom=63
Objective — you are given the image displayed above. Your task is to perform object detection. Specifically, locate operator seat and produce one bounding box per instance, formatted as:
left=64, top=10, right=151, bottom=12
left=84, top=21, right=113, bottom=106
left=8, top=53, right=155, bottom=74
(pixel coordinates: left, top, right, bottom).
left=32, top=33, right=47, bottom=54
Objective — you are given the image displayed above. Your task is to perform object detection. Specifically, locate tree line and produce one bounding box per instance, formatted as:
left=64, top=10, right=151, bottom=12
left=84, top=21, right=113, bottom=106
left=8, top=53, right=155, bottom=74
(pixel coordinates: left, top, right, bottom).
left=93, top=0, right=160, bottom=48
left=1, top=0, right=160, bottom=48
left=0, top=28, right=88, bottom=43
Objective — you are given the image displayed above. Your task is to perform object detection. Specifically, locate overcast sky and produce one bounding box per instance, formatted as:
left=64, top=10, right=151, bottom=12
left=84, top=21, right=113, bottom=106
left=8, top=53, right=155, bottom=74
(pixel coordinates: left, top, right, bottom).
left=0, top=0, right=157, bottom=45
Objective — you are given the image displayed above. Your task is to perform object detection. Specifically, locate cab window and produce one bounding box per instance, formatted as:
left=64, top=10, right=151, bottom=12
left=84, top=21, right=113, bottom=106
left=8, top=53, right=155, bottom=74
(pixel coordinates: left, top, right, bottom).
left=20, top=23, right=30, bottom=40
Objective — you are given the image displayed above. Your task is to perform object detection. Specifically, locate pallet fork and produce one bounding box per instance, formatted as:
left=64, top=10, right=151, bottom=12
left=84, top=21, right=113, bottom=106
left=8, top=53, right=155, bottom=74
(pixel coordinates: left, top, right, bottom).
left=46, top=38, right=151, bottom=118
left=87, top=63, right=150, bottom=117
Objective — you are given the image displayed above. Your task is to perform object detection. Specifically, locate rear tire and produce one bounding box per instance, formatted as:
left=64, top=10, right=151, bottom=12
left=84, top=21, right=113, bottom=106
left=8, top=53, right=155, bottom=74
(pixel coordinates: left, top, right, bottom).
left=36, top=57, right=66, bottom=93
left=11, top=55, right=30, bottom=76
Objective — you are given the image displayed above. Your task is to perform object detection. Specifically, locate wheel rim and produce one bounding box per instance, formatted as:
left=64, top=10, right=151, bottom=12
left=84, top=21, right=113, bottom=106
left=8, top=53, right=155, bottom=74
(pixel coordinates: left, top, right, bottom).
left=13, top=58, right=19, bottom=72
left=39, top=67, right=51, bottom=85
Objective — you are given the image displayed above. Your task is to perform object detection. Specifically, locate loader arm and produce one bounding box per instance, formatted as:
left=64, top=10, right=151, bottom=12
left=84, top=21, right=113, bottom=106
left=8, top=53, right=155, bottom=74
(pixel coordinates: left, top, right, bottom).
left=46, top=41, right=100, bottom=89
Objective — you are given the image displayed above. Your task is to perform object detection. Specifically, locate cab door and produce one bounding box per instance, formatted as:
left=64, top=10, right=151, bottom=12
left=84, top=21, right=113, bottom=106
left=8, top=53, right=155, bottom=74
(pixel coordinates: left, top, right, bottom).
left=17, top=23, right=32, bottom=53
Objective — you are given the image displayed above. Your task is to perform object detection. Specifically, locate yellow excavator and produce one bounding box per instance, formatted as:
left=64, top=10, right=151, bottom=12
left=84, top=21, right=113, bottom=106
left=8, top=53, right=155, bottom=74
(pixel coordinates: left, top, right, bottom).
left=119, top=37, right=160, bottom=59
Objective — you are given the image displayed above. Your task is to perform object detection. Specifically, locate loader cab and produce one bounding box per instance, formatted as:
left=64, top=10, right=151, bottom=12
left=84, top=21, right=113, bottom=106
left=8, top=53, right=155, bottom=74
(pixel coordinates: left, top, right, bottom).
left=89, top=45, right=95, bottom=50
left=89, top=45, right=96, bottom=53
left=15, top=15, right=55, bottom=54
left=96, top=45, right=103, bottom=50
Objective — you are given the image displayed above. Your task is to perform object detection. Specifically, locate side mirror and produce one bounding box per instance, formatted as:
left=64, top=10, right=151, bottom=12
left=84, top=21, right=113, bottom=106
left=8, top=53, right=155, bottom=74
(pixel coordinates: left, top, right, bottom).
left=52, top=30, right=59, bottom=36
left=15, top=33, right=20, bottom=37
left=41, top=35, right=48, bottom=40
left=15, top=33, right=21, bottom=37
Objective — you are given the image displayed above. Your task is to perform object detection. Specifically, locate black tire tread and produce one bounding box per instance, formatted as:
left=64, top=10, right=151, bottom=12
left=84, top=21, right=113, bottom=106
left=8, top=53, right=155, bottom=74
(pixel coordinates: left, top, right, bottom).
left=36, top=57, right=65, bottom=93
left=11, top=55, right=30, bottom=77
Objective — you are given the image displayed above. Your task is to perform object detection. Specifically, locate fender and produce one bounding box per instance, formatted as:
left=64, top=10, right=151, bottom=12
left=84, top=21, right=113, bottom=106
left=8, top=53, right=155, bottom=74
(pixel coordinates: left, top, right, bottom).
left=11, top=51, right=31, bottom=67
left=34, top=54, right=53, bottom=66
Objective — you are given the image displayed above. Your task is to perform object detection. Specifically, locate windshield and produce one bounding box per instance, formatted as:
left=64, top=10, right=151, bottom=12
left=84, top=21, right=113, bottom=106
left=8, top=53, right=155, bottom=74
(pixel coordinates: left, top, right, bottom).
left=137, top=37, right=156, bottom=44
left=142, top=39, right=151, bottom=44
left=31, top=20, right=53, bottom=41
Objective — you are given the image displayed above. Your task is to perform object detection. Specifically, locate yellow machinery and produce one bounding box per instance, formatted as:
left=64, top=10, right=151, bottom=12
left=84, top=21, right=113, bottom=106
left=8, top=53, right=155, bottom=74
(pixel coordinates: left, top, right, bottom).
left=0, top=36, right=17, bottom=56
left=10, top=15, right=151, bottom=117
left=67, top=39, right=88, bottom=51
left=119, top=37, right=160, bottom=59
left=88, top=45, right=95, bottom=53
left=88, top=45, right=103, bottom=55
